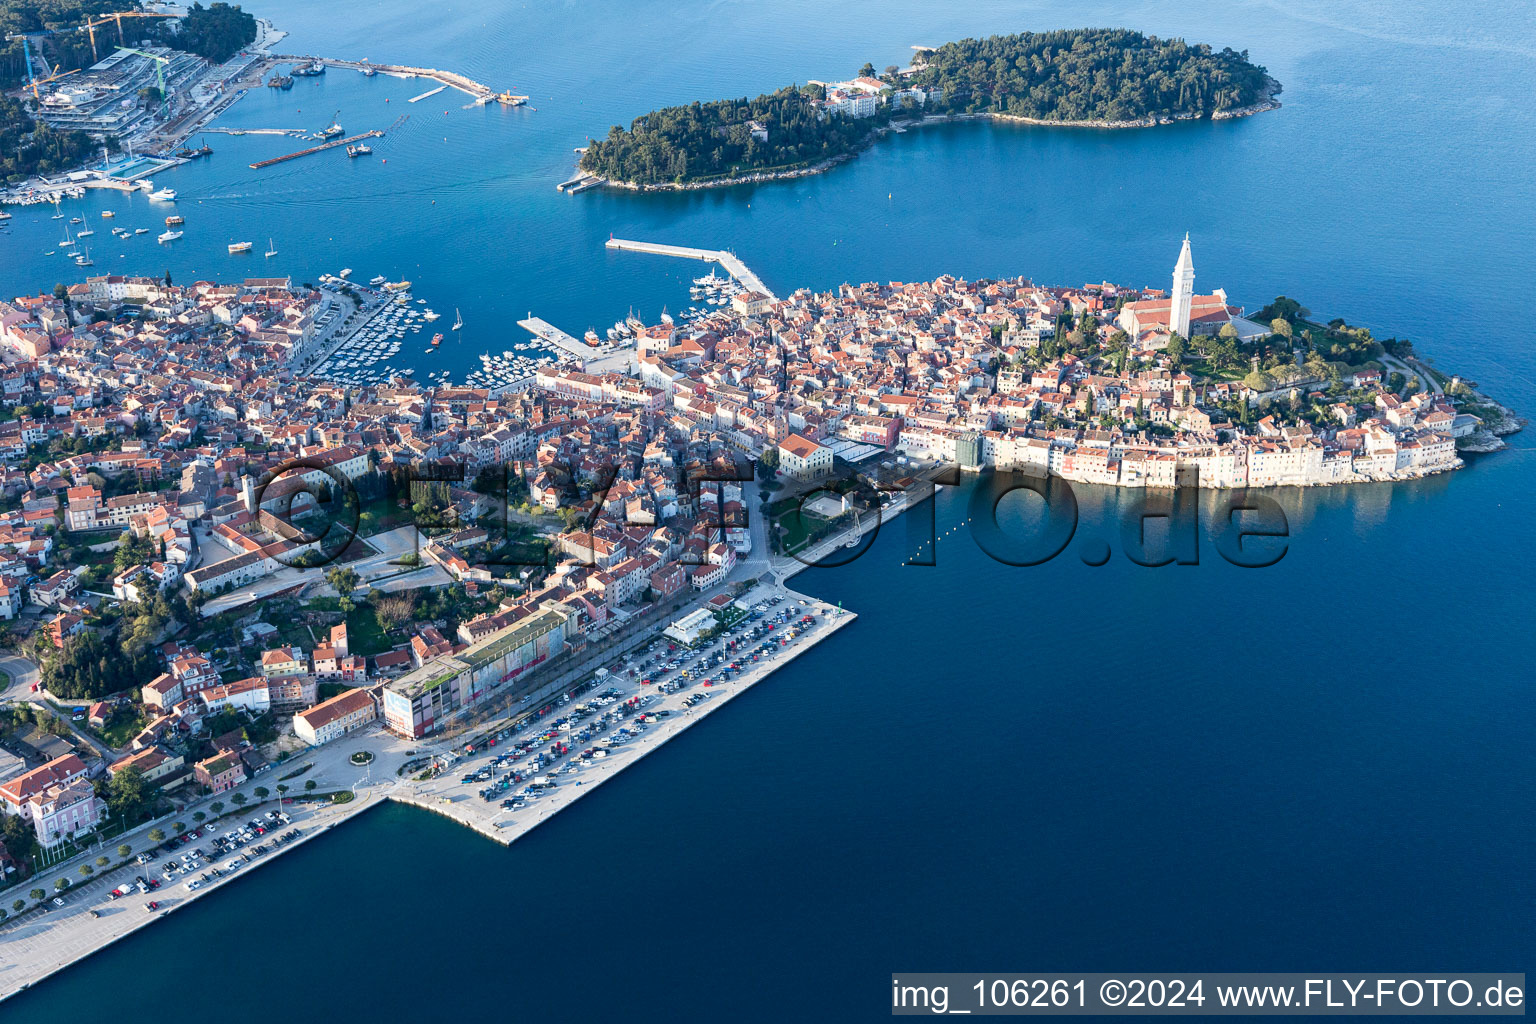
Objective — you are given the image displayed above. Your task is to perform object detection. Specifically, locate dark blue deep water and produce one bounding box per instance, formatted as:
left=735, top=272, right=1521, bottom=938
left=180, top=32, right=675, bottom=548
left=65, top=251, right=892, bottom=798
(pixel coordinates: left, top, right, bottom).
left=2, top=1, right=1532, bottom=1019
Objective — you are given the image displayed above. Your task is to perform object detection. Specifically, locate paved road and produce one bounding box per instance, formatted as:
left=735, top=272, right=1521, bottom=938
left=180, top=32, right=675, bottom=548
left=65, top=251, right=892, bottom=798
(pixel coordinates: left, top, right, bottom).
left=1381, top=354, right=1442, bottom=395
left=0, top=653, right=39, bottom=703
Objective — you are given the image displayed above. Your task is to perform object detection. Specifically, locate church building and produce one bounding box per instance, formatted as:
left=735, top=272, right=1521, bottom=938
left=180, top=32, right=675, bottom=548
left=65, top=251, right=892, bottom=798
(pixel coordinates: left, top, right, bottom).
left=1117, top=235, right=1253, bottom=341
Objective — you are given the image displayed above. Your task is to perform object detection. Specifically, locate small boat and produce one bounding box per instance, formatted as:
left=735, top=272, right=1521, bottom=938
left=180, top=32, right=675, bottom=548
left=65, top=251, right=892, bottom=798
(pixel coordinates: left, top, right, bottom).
left=423, top=310, right=439, bottom=321
left=320, top=122, right=344, bottom=139
left=76, top=224, right=94, bottom=237
left=135, top=227, right=149, bottom=234
left=346, top=144, right=372, bottom=158
left=228, top=241, right=253, bottom=254
left=265, top=237, right=278, bottom=258
left=165, top=215, right=184, bottom=226
left=339, top=268, right=353, bottom=278
left=159, top=230, right=183, bottom=242
left=452, top=308, right=463, bottom=330
left=70, top=216, right=82, bottom=224
left=149, top=188, right=176, bottom=201
left=101, top=210, right=115, bottom=218
left=383, top=280, right=411, bottom=292
left=369, top=275, right=387, bottom=286
left=431, top=333, right=443, bottom=346
left=74, top=246, right=92, bottom=266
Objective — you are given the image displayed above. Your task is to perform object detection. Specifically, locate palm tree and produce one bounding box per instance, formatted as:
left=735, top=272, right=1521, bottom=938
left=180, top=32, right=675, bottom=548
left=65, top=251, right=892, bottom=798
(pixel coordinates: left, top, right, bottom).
left=211, top=801, right=225, bottom=815
left=95, top=856, right=109, bottom=868
left=11, top=899, right=24, bottom=913
left=78, top=864, right=93, bottom=877
left=148, top=828, right=165, bottom=843
left=28, top=889, right=45, bottom=902
left=54, top=878, right=69, bottom=891
left=304, top=780, right=317, bottom=794
left=117, top=844, right=132, bottom=858
left=254, top=786, right=270, bottom=803
left=231, top=793, right=247, bottom=806
left=172, top=821, right=185, bottom=833
left=193, top=811, right=206, bottom=823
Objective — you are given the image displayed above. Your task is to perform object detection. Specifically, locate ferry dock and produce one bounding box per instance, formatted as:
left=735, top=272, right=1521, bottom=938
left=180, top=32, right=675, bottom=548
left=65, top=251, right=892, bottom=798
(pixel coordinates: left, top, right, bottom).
left=248, top=130, right=384, bottom=169
left=557, top=173, right=605, bottom=193
left=604, top=237, right=776, bottom=299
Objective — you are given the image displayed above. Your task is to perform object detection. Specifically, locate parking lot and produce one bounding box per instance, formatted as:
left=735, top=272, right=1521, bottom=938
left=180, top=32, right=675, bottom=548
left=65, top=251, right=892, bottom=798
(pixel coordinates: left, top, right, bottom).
left=405, top=588, right=846, bottom=833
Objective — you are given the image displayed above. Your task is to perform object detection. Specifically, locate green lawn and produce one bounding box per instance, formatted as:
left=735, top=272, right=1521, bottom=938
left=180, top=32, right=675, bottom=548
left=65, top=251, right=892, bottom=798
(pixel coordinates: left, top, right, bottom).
left=345, top=605, right=393, bottom=657
left=357, top=497, right=419, bottom=537
left=95, top=712, right=148, bottom=749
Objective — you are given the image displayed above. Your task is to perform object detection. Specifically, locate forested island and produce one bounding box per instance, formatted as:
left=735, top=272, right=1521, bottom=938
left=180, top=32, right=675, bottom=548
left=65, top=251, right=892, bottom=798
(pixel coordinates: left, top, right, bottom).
left=579, top=28, right=1279, bottom=189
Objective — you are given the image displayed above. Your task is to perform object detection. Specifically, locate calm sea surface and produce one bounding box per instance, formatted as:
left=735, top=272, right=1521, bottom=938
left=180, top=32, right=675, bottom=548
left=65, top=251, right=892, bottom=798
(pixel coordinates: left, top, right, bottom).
left=2, top=1, right=1532, bottom=1019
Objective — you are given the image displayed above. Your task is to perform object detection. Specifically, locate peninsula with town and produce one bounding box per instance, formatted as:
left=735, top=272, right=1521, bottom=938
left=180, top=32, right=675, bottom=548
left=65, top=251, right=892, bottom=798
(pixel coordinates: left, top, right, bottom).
left=0, top=219, right=1519, bottom=991
left=571, top=28, right=1281, bottom=192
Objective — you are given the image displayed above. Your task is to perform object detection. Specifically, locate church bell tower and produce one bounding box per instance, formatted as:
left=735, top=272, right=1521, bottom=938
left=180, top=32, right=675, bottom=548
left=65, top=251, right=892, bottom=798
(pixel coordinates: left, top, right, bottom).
left=1170, top=234, right=1195, bottom=339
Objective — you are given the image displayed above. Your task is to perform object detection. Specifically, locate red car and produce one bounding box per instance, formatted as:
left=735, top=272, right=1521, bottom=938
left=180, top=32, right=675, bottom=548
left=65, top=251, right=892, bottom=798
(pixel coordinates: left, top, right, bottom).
left=144, top=901, right=160, bottom=911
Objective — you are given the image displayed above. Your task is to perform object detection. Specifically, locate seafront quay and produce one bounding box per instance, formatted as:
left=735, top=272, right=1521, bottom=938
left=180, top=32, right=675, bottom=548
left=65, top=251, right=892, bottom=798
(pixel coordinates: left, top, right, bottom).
left=0, top=580, right=854, bottom=999
left=0, top=762, right=381, bottom=998
left=392, top=582, right=852, bottom=844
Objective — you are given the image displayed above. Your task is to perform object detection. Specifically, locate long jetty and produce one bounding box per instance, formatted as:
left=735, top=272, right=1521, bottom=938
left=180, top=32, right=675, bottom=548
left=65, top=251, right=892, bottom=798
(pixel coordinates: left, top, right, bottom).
left=268, top=55, right=495, bottom=100
left=248, top=130, right=383, bottom=169
left=604, top=237, right=775, bottom=299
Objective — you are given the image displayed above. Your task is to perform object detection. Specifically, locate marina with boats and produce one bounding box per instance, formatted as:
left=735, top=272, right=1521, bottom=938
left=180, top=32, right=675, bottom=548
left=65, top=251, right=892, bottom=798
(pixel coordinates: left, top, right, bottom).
left=311, top=277, right=564, bottom=393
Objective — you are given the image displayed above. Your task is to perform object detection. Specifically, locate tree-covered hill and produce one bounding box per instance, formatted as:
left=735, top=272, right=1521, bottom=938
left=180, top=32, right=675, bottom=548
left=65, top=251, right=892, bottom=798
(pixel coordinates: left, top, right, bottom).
left=909, top=28, right=1273, bottom=121
left=580, top=27, right=1276, bottom=187
left=580, top=85, right=873, bottom=187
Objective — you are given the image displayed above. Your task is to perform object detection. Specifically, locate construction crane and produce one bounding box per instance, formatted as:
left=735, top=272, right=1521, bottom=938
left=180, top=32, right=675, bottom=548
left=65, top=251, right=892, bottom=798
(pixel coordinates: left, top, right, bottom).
left=116, top=47, right=171, bottom=115
left=28, top=68, right=80, bottom=101
left=82, top=10, right=176, bottom=63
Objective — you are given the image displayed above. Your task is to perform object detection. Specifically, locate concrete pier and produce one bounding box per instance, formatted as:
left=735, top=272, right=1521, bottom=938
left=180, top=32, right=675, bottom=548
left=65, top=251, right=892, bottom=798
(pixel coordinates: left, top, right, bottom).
left=517, top=316, right=592, bottom=359
left=266, top=55, right=495, bottom=100
left=604, top=237, right=775, bottom=299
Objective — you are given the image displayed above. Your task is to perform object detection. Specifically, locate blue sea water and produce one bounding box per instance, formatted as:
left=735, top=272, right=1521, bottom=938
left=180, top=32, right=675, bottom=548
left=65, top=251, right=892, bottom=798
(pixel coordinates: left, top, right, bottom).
left=2, top=0, right=1533, bottom=1019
